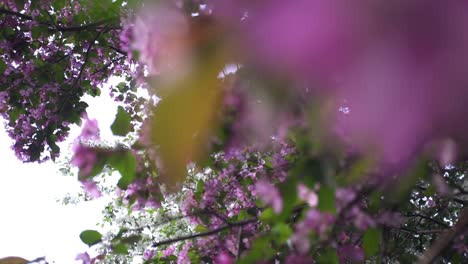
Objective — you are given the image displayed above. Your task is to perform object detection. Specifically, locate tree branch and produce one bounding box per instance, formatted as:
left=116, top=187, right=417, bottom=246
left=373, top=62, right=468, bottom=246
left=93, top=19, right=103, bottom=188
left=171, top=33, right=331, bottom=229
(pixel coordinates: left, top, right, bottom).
left=418, top=208, right=468, bottom=264
left=0, top=8, right=32, bottom=20
left=406, top=213, right=450, bottom=228
left=108, top=45, right=127, bottom=56
left=0, top=8, right=117, bottom=32
left=152, top=218, right=257, bottom=248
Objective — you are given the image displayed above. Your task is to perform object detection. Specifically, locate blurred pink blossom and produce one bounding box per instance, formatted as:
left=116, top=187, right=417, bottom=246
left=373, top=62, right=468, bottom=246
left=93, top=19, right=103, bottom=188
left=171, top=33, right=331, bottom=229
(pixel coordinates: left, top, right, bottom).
left=71, top=143, right=97, bottom=177
left=255, top=180, right=282, bottom=213
left=132, top=2, right=189, bottom=75
left=79, top=117, right=100, bottom=140
left=297, top=184, right=318, bottom=207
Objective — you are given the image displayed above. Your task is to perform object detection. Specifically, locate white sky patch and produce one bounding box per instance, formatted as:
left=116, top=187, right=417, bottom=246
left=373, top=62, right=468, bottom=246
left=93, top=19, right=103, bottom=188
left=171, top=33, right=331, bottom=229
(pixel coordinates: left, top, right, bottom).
left=0, top=84, right=119, bottom=263
left=218, top=63, right=241, bottom=79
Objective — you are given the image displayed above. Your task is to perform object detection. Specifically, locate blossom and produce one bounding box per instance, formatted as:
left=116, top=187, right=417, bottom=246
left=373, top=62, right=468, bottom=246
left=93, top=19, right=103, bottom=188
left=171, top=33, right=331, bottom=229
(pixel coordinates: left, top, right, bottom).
left=132, top=2, right=189, bottom=75
left=81, top=180, right=102, bottom=199
left=215, top=252, right=234, bottom=264
left=338, top=245, right=364, bottom=263
left=162, top=245, right=175, bottom=257
left=143, top=249, right=155, bottom=261
left=285, top=255, right=314, bottom=264
left=218, top=0, right=468, bottom=167
left=255, top=180, right=282, bottom=214
left=71, top=143, right=97, bottom=177
left=79, top=117, right=100, bottom=140
left=215, top=0, right=363, bottom=82
left=75, top=252, right=91, bottom=264
left=177, top=242, right=192, bottom=264
left=297, top=184, right=318, bottom=207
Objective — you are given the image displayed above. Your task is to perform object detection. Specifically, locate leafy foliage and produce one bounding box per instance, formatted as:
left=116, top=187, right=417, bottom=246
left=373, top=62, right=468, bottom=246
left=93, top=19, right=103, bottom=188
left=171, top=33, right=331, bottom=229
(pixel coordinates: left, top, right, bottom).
left=1, top=1, right=468, bottom=264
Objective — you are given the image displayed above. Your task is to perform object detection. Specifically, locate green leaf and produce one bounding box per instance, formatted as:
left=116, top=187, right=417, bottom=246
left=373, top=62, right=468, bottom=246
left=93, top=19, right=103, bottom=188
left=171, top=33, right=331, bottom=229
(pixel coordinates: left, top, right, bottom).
left=363, top=228, right=381, bottom=257
left=259, top=208, right=274, bottom=223
left=112, top=243, right=128, bottom=254
left=109, top=151, right=137, bottom=189
left=120, top=234, right=141, bottom=244
left=239, top=236, right=276, bottom=264
left=0, top=60, right=6, bottom=74
left=79, top=230, right=102, bottom=246
left=272, top=223, right=292, bottom=244
left=317, top=249, right=339, bottom=264
left=318, top=186, right=336, bottom=213
left=111, top=106, right=132, bottom=136
left=195, top=180, right=204, bottom=200
left=194, top=224, right=209, bottom=233
left=277, top=175, right=298, bottom=221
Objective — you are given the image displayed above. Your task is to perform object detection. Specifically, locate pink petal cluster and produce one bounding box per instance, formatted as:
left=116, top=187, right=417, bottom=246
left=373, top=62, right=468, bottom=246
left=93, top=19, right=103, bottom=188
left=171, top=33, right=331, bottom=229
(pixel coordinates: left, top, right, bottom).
left=255, top=179, right=282, bottom=214
left=132, top=2, right=189, bottom=75
left=79, top=117, right=100, bottom=140
left=71, top=143, right=97, bottom=177
left=297, top=184, right=318, bottom=207
left=217, top=0, right=468, bottom=166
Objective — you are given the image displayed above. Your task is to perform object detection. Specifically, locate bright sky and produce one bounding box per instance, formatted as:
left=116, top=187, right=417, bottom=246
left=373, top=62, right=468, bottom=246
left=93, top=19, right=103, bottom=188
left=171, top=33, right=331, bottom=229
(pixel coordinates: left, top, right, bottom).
left=0, top=84, right=118, bottom=263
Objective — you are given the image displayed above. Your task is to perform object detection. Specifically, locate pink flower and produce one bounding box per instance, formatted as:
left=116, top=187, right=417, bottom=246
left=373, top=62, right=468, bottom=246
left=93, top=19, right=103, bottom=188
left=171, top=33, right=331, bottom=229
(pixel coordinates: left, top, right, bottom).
left=255, top=180, right=282, bottom=214
left=338, top=245, right=364, bottom=263
left=75, top=252, right=91, bottom=264
left=71, top=143, right=97, bottom=177
left=132, top=2, right=189, bottom=75
left=177, top=242, right=192, bottom=264
left=81, top=180, right=102, bottom=199
left=143, top=249, right=155, bottom=260
left=215, top=252, right=234, bottom=264
left=216, top=0, right=363, bottom=82
left=79, top=117, right=100, bottom=140
left=297, top=184, right=318, bottom=207
left=162, top=245, right=175, bottom=257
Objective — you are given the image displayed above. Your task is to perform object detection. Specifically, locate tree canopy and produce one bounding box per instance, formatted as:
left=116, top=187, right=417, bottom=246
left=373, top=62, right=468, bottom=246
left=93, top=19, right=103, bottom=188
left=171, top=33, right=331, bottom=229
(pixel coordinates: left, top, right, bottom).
left=1, top=0, right=467, bottom=263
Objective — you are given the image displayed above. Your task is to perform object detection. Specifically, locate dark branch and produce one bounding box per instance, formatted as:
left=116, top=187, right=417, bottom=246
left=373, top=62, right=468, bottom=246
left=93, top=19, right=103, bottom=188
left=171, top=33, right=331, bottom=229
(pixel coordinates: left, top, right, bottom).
left=91, top=55, right=125, bottom=77
left=73, top=30, right=102, bottom=88
left=0, top=8, right=117, bottom=32
left=152, top=218, right=257, bottom=248
left=55, top=19, right=116, bottom=32
left=418, top=208, right=468, bottom=264
left=399, top=227, right=445, bottom=235
left=108, top=45, right=127, bottom=56
left=0, top=8, right=32, bottom=20
left=406, top=213, right=450, bottom=228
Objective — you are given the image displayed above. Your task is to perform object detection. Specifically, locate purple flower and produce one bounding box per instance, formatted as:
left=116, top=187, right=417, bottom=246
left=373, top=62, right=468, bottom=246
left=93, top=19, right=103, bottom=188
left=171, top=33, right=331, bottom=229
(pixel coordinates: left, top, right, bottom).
left=132, top=2, right=189, bottom=75
left=143, top=249, right=155, bottom=261
left=215, top=252, right=234, bottom=264
left=255, top=180, right=282, bottom=214
left=297, top=184, right=318, bottom=207
left=285, top=255, right=314, bottom=264
left=162, top=245, right=175, bottom=257
left=75, top=252, right=91, bottom=264
left=216, top=0, right=362, bottom=82
left=177, top=242, right=192, bottom=264
left=79, top=117, right=100, bottom=140
left=71, top=143, right=97, bottom=177
left=338, top=245, right=364, bottom=263
left=81, top=180, right=102, bottom=199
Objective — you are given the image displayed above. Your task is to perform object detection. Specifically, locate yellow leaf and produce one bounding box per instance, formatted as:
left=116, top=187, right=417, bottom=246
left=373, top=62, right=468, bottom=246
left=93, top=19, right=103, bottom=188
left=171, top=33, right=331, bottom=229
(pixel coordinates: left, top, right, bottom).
left=0, top=257, right=29, bottom=264
left=150, top=59, right=223, bottom=190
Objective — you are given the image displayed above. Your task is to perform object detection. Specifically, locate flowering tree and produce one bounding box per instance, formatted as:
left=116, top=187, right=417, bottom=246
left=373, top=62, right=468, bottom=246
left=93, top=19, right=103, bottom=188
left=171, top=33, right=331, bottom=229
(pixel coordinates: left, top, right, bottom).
left=1, top=0, right=467, bottom=263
